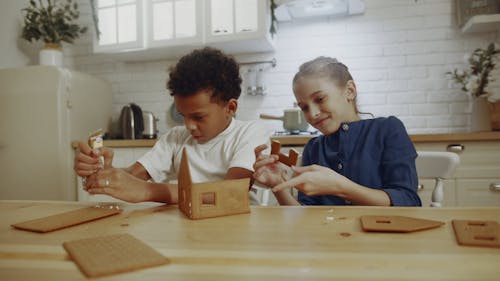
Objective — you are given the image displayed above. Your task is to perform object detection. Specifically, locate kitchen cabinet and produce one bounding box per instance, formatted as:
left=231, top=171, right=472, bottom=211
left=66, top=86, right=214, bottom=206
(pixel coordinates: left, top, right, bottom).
left=461, top=14, right=500, bottom=33
left=205, top=0, right=275, bottom=53
left=99, top=0, right=275, bottom=61
left=414, top=140, right=500, bottom=207
left=147, top=0, right=202, bottom=48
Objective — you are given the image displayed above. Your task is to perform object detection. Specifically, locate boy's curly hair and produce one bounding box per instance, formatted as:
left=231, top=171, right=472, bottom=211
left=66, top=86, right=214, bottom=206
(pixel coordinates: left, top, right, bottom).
left=167, top=47, right=242, bottom=103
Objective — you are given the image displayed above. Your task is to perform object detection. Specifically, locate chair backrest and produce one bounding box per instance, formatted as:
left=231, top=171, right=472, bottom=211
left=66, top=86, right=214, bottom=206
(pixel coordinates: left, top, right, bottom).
left=415, top=151, right=460, bottom=207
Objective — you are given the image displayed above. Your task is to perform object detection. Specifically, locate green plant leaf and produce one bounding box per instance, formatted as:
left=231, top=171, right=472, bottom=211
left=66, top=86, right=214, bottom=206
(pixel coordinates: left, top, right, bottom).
left=20, top=0, right=87, bottom=45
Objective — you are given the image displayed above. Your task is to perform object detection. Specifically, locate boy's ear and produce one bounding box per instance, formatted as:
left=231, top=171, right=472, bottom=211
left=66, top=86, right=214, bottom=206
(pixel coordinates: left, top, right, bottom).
left=226, top=98, right=238, bottom=116
left=345, top=80, right=357, bottom=101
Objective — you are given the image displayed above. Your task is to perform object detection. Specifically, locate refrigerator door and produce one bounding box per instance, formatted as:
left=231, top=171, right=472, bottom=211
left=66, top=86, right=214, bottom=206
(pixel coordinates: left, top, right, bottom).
left=0, top=66, right=112, bottom=200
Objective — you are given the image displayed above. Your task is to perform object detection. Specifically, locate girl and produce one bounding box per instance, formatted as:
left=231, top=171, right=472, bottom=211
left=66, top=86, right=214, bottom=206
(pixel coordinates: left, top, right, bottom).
left=253, top=57, right=421, bottom=206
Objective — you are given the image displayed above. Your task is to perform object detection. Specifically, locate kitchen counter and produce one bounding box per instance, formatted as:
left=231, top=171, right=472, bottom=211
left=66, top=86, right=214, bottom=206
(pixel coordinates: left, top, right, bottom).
left=1, top=200, right=499, bottom=280
left=74, top=131, right=500, bottom=148
left=273, top=131, right=500, bottom=146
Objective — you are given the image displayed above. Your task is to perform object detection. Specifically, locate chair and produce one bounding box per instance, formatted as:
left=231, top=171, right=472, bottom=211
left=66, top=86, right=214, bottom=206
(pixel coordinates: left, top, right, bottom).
left=415, top=151, right=460, bottom=207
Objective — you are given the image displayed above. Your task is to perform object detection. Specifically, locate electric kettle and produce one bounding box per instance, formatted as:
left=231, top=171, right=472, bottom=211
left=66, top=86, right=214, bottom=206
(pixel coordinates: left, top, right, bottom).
left=119, top=103, right=144, bottom=139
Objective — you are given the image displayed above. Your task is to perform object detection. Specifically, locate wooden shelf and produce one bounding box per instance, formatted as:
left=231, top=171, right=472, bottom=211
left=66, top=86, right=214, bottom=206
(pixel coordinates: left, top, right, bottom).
left=461, top=14, right=500, bottom=33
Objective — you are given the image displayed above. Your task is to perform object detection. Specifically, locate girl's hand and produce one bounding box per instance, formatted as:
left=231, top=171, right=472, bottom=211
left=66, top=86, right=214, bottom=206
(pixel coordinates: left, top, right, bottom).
left=85, top=168, right=151, bottom=203
left=253, top=144, right=288, bottom=188
left=74, top=141, right=114, bottom=177
left=272, top=165, right=349, bottom=196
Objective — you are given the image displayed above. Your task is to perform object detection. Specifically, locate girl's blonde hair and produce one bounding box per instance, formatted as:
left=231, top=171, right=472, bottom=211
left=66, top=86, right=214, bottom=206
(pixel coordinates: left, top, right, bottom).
left=293, top=57, right=364, bottom=115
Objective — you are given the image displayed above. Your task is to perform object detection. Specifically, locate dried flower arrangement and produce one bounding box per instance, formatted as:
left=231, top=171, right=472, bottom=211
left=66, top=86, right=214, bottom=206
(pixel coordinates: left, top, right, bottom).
left=447, top=43, right=499, bottom=102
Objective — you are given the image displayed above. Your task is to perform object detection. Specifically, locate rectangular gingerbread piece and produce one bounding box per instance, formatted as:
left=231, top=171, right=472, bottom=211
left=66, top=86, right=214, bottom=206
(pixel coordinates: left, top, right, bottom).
left=452, top=220, right=500, bottom=248
left=11, top=206, right=122, bottom=233
left=63, top=233, right=169, bottom=278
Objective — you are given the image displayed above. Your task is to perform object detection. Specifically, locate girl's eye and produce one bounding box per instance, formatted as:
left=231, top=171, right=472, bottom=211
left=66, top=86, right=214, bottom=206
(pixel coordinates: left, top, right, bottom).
left=315, top=96, right=325, bottom=103
left=300, top=106, right=309, bottom=112
left=193, top=116, right=204, bottom=121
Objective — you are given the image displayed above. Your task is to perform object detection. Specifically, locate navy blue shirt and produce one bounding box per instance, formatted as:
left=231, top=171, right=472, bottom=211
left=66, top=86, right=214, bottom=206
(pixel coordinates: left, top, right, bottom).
left=299, top=116, right=421, bottom=206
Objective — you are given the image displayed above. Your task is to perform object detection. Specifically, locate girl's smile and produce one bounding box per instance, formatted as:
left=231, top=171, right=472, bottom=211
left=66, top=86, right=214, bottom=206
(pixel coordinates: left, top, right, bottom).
left=293, top=76, right=358, bottom=135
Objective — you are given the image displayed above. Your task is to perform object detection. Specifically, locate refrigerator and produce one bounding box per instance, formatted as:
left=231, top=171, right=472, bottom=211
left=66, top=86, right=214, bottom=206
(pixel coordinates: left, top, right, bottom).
left=0, top=66, right=112, bottom=200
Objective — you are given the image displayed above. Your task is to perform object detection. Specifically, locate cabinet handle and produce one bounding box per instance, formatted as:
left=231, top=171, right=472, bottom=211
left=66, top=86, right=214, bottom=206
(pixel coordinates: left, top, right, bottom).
left=446, top=144, right=464, bottom=153
left=490, top=183, right=500, bottom=192
left=417, top=184, right=424, bottom=191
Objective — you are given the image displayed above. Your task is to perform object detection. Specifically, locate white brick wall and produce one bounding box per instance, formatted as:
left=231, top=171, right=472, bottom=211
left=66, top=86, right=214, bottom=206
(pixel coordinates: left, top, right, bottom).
left=66, top=0, right=499, bottom=135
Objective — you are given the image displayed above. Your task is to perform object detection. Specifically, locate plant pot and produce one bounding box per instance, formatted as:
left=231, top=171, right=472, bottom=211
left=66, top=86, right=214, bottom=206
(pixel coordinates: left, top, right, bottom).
left=39, top=43, right=63, bottom=66
left=489, top=100, right=500, bottom=131
left=470, top=98, right=491, bottom=132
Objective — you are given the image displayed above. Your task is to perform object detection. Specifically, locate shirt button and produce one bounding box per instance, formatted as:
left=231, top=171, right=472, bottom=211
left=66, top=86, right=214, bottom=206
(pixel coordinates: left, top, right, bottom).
left=342, top=123, right=349, bottom=131
left=337, top=163, right=343, bottom=170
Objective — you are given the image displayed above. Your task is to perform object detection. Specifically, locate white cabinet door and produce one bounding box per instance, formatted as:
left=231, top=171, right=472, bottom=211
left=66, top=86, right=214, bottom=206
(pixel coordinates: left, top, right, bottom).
left=148, top=0, right=202, bottom=47
left=235, top=0, right=258, bottom=33
left=210, top=0, right=234, bottom=36
left=457, top=179, right=500, bottom=206
left=210, top=0, right=258, bottom=35
left=414, top=140, right=500, bottom=206
left=206, top=0, right=275, bottom=53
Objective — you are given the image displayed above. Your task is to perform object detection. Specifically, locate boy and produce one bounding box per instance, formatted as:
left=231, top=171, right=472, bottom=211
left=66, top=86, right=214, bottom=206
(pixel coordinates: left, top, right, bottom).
left=74, top=47, right=271, bottom=204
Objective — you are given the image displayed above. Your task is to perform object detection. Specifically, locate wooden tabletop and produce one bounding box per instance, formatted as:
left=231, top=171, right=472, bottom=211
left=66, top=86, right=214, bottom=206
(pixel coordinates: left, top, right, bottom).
left=1, top=200, right=499, bottom=280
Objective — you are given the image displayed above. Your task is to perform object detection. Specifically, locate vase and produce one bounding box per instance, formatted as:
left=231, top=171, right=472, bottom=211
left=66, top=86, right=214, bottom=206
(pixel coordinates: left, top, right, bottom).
left=470, top=98, right=491, bottom=132
left=489, top=101, right=500, bottom=131
left=39, top=43, right=63, bottom=66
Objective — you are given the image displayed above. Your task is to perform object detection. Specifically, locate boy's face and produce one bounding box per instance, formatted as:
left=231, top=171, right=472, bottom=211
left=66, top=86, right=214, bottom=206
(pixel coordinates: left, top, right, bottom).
left=174, top=89, right=236, bottom=144
left=293, top=76, right=357, bottom=135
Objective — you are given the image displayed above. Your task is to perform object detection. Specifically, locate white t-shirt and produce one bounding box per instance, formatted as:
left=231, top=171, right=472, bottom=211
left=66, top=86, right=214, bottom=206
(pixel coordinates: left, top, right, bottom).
left=138, top=119, right=271, bottom=184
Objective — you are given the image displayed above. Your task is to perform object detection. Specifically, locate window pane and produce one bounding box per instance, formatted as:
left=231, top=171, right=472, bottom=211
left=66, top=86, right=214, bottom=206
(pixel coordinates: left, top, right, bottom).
left=175, top=0, right=196, bottom=38
left=153, top=2, right=174, bottom=40
left=118, top=4, right=137, bottom=43
left=98, top=0, right=115, bottom=8
left=235, top=0, right=258, bottom=32
left=98, top=8, right=116, bottom=45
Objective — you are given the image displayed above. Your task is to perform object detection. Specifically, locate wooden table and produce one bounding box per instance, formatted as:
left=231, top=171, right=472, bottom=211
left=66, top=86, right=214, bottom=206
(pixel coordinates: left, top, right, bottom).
left=0, top=201, right=499, bottom=280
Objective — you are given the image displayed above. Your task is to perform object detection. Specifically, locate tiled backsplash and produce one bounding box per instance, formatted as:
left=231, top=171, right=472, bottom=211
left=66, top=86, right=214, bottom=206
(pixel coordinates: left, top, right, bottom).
left=66, top=0, right=499, bottom=135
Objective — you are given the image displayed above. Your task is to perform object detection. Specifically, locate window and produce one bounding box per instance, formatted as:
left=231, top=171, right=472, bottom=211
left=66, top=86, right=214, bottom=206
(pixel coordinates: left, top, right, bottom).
left=201, top=192, right=216, bottom=206
left=94, top=0, right=199, bottom=53
left=94, top=0, right=143, bottom=52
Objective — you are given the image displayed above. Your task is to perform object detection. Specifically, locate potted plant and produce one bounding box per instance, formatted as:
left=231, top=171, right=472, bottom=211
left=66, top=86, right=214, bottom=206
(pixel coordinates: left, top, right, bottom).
left=21, top=0, right=87, bottom=66
left=447, top=43, right=500, bottom=131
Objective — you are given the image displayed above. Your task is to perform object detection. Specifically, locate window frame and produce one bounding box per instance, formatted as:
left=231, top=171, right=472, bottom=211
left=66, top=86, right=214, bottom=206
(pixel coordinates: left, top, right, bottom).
left=93, top=0, right=144, bottom=53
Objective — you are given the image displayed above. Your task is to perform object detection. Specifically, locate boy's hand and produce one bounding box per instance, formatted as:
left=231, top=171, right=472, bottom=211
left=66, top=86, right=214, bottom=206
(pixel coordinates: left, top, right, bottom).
left=272, top=165, right=348, bottom=196
left=85, top=168, right=151, bottom=203
left=74, top=141, right=114, bottom=177
left=253, top=144, right=288, bottom=188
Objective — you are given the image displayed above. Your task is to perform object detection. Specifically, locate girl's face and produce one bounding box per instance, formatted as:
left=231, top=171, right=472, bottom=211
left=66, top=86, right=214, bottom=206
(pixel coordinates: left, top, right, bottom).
left=293, top=75, right=359, bottom=135
left=175, top=89, right=236, bottom=144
